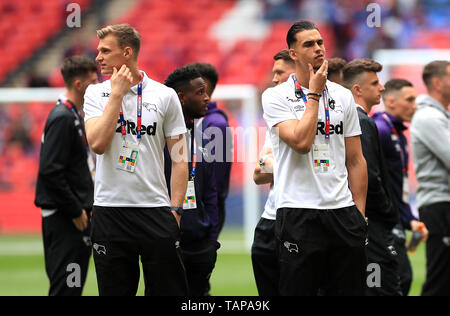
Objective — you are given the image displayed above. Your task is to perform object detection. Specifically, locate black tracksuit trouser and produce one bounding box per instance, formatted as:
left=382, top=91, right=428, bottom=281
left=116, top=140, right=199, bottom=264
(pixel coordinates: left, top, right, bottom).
left=251, top=217, right=279, bottom=296
left=365, top=220, right=402, bottom=296
left=42, top=211, right=91, bottom=296
left=392, top=224, right=413, bottom=296
left=276, top=206, right=368, bottom=296
left=420, top=202, right=450, bottom=296
left=181, top=239, right=217, bottom=296
left=91, top=206, right=188, bottom=296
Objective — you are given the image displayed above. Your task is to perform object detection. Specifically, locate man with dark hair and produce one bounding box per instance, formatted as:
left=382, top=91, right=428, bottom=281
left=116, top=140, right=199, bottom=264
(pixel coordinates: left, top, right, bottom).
left=327, top=58, right=347, bottom=85
left=373, top=79, right=428, bottom=296
left=263, top=21, right=368, bottom=296
left=411, top=60, right=450, bottom=296
left=251, top=49, right=295, bottom=296
left=343, top=59, right=402, bottom=296
left=84, top=24, right=189, bottom=296
left=35, top=56, right=98, bottom=296
left=272, top=49, right=296, bottom=85
left=188, top=62, right=232, bottom=237
left=164, top=66, right=219, bottom=296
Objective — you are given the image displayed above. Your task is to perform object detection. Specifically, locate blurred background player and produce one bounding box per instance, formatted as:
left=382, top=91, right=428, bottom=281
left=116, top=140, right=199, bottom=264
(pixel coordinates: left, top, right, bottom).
left=251, top=49, right=295, bottom=296
left=263, top=21, right=368, bottom=296
left=327, top=58, right=347, bottom=85
left=84, top=24, right=189, bottom=296
left=411, top=60, right=450, bottom=296
left=165, top=66, right=220, bottom=296
left=34, top=56, right=98, bottom=296
left=343, top=59, right=402, bottom=296
left=188, top=62, right=232, bottom=237
left=271, top=49, right=296, bottom=86
left=373, top=79, right=428, bottom=296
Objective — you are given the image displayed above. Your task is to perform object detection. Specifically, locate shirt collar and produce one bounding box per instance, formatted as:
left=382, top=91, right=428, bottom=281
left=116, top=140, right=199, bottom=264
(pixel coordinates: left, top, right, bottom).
left=130, top=71, right=148, bottom=95
left=356, top=104, right=367, bottom=113
left=58, top=94, right=79, bottom=113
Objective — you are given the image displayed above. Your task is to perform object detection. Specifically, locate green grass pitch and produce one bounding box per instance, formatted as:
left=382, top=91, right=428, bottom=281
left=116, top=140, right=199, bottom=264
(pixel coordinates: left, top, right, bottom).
left=0, top=229, right=425, bottom=296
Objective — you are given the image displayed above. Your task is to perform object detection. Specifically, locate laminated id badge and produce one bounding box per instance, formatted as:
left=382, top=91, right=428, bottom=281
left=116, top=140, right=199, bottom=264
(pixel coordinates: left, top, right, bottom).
left=117, top=144, right=140, bottom=173
left=183, top=180, right=197, bottom=210
left=313, top=144, right=331, bottom=173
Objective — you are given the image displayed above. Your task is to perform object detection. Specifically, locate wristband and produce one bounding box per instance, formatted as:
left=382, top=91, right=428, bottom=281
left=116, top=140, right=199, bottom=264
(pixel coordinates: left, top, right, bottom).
left=308, top=97, right=320, bottom=102
left=170, top=206, right=184, bottom=216
left=307, top=92, right=322, bottom=98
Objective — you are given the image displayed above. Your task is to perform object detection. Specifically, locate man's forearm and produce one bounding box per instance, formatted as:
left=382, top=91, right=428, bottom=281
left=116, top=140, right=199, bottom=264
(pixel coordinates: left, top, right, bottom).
left=86, top=93, right=124, bottom=155
left=293, top=100, right=319, bottom=153
left=277, top=100, right=319, bottom=154
left=170, top=161, right=188, bottom=206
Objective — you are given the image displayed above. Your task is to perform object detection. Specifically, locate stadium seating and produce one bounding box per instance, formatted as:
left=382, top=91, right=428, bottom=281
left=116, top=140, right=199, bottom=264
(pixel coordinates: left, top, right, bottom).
left=0, top=0, right=92, bottom=83
left=0, top=0, right=448, bottom=234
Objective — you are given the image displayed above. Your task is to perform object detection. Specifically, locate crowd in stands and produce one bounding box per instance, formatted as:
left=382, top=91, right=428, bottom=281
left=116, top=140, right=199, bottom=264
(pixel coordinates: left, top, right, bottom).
left=0, top=0, right=449, bottom=192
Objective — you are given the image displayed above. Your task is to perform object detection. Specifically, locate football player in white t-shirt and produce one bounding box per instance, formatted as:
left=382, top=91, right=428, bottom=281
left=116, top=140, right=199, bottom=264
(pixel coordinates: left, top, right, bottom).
left=262, top=21, right=368, bottom=296
left=84, top=24, right=189, bottom=296
left=251, top=49, right=295, bottom=296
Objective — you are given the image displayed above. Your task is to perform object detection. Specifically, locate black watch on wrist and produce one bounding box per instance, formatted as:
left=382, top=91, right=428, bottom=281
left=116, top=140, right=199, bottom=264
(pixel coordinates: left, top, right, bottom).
left=171, top=206, right=184, bottom=216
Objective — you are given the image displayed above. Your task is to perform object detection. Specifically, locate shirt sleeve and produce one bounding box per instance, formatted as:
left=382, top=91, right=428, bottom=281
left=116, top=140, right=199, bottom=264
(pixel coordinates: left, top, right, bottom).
left=343, top=92, right=362, bottom=137
left=203, top=162, right=220, bottom=246
left=374, top=119, right=392, bottom=152
left=262, top=88, right=296, bottom=129
left=39, top=113, right=83, bottom=219
left=83, top=84, right=104, bottom=123
left=163, top=89, right=188, bottom=137
left=412, top=112, right=450, bottom=172
left=359, top=115, right=392, bottom=212
left=202, top=113, right=231, bottom=196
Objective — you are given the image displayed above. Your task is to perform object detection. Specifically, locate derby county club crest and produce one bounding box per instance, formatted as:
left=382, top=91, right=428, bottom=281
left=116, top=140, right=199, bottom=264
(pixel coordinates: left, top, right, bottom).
left=329, top=99, right=336, bottom=110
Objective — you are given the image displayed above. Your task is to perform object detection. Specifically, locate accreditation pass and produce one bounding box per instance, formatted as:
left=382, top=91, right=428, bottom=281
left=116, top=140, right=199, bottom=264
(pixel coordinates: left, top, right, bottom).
left=313, top=144, right=330, bottom=173
left=117, top=143, right=140, bottom=173
left=183, top=180, right=197, bottom=210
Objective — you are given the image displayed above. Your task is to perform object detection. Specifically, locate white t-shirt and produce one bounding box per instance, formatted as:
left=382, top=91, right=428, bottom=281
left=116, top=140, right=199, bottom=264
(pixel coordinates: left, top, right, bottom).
left=84, top=72, right=187, bottom=207
left=261, top=131, right=276, bottom=221
left=262, top=74, right=362, bottom=210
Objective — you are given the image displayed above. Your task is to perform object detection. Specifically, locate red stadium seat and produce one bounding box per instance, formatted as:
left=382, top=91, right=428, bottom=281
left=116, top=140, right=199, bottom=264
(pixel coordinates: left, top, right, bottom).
left=0, top=0, right=93, bottom=83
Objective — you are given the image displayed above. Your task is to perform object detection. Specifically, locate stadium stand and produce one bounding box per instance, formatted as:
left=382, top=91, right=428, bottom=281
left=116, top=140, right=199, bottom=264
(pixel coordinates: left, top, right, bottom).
left=0, top=0, right=449, bottom=233
left=0, top=0, right=92, bottom=83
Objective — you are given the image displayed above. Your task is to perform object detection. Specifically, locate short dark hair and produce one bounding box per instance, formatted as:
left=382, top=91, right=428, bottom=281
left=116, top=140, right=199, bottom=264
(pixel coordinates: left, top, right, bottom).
left=342, top=58, right=383, bottom=89
left=422, top=60, right=450, bottom=89
left=97, top=24, right=141, bottom=59
left=165, top=65, right=202, bottom=92
left=188, top=62, right=219, bottom=93
left=60, top=56, right=97, bottom=88
left=327, top=58, right=347, bottom=77
left=382, top=79, right=413, bottom=99
left=273, top=49, right=295, bottom=67
left=286, top=21, right=318, bottom=48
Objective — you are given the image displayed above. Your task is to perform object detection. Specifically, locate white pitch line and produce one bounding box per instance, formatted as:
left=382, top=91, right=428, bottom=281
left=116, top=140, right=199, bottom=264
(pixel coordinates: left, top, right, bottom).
left=0, top=240, right=249, bottom=256
left=0, top=241, right=44, bottom=256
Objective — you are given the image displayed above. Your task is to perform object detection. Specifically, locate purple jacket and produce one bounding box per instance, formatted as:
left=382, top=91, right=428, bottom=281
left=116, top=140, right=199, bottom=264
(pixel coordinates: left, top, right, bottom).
left=372, top=111, right=418, bottom=230
left=164, top=125, right=220, bottom=248
left=202, top=102, right=232, bottom=206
